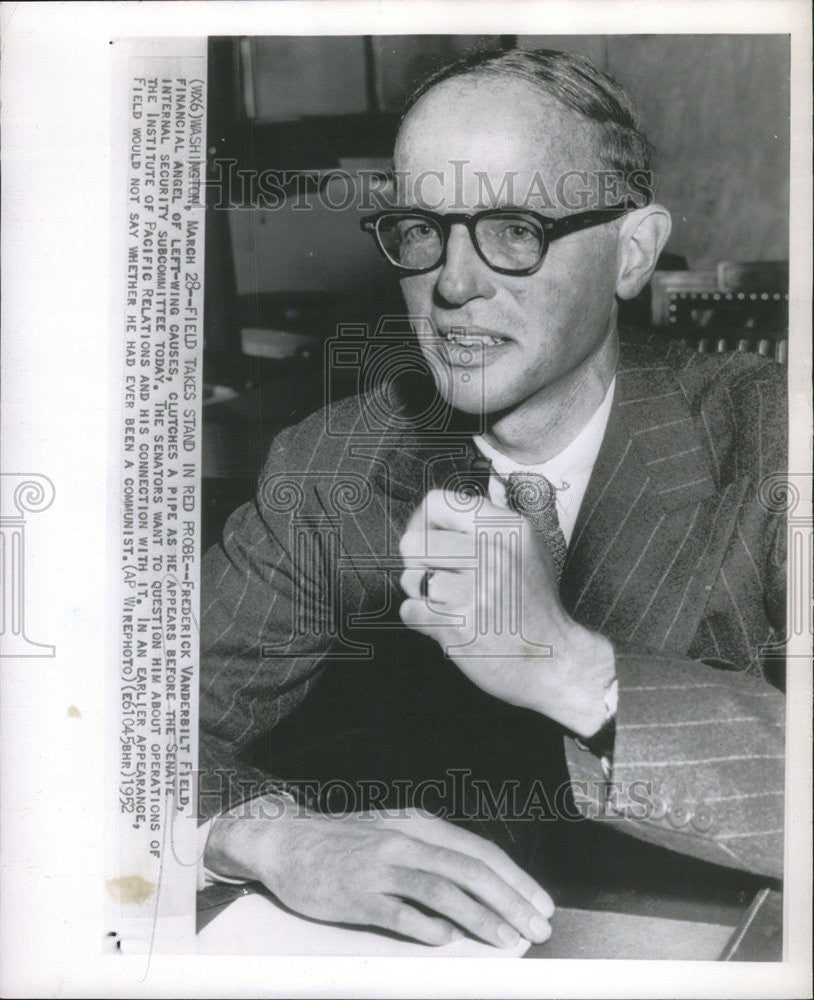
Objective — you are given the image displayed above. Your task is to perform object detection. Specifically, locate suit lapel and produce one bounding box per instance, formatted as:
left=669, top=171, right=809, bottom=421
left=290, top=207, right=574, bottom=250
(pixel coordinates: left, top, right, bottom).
left=313, top=400, right=479, bottom=611
left=561, top=343, right=735, bottom=654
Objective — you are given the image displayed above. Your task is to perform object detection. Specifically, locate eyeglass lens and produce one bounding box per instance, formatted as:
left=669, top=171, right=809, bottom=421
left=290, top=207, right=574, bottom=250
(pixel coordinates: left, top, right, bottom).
left=376, top=213, right=545, bottom=272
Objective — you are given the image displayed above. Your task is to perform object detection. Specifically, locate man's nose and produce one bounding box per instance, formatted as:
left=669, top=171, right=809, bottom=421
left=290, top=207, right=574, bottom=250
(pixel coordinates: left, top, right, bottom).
left=434, top=224, right=496, bottom=306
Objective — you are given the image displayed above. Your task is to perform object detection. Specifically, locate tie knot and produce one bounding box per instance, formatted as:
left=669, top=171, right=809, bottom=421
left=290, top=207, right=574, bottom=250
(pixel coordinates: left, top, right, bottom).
left=505, top=472, right=557, bottom=516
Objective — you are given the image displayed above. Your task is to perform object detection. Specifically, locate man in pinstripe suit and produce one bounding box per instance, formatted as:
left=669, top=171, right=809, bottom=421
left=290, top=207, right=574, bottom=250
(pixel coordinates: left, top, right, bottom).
left=200, top=50, right=785, bottom=947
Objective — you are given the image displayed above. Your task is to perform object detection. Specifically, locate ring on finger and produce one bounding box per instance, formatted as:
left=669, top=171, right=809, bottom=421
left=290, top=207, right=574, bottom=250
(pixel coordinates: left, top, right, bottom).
left=420, top=568, right=436, bottom=599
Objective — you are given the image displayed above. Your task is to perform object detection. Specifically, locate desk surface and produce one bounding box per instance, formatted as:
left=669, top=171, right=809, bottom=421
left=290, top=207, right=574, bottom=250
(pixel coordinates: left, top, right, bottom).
left=196, top=886, right=742, bottom=961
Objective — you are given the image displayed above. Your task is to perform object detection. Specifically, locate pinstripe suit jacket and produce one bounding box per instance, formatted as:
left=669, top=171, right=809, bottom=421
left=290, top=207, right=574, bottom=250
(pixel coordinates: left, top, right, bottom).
left=200, top=331, right=786, bottom=879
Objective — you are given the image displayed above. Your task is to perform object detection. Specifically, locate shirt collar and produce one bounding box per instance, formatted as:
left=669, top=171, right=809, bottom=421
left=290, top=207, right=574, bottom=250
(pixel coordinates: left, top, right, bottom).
left=472, top=377, right=616, bottom=488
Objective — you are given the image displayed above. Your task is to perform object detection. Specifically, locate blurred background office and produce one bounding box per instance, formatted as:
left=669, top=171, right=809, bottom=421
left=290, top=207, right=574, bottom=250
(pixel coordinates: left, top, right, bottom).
left=202, top=34, right=790, bottom=547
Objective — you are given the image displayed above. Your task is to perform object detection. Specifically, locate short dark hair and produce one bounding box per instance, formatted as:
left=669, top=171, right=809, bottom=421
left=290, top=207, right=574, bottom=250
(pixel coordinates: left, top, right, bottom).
left=402, top=48, right=653, bottom=184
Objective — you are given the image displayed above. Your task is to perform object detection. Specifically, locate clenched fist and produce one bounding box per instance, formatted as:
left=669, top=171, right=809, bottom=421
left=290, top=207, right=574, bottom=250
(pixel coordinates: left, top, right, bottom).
left=399, top=489, right=615, bottom=738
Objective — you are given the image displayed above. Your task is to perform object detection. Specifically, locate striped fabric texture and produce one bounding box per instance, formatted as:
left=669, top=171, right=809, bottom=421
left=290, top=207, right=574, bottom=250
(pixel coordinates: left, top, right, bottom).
left=199, top=331, right=786, bottom=879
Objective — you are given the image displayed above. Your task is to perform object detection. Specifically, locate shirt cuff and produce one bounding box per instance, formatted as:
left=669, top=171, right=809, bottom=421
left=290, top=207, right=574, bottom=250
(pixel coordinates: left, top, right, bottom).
left=605, top=676, right=619, bottom=717
left=197, top=787, right=304, bottom=891
left=574, top=676, right=618, bottom=779
left=197, top=817, right=252, bottom=891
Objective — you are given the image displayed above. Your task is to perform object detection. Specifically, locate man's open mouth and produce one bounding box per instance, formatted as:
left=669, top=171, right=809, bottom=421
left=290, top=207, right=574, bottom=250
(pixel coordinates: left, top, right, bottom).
left=438, top=328, right=508, bottom=347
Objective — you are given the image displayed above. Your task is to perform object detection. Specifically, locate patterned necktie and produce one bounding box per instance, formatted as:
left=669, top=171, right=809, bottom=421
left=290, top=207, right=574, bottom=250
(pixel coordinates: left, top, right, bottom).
left=505, top=472, right=568, bottom=582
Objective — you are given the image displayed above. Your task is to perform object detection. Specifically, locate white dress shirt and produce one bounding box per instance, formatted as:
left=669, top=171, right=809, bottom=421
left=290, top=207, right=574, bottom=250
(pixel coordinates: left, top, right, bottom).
left=472, top=377, right=616, bottom=546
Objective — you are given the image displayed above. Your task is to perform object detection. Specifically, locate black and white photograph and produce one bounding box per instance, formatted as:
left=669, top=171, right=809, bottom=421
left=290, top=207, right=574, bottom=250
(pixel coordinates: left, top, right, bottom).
left=1, top=3, right=811, bottom=997
left=196, top=31, right=792, bottom=960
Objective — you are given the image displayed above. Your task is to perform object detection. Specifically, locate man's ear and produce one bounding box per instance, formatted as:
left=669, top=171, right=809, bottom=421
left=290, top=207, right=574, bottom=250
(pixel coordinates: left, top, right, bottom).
left=615, top=205, right=672, bottom=300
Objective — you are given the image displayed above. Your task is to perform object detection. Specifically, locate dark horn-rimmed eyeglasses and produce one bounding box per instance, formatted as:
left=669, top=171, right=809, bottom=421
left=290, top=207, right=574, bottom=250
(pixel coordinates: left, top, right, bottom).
left=360, top=203, right=637, bottom=276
